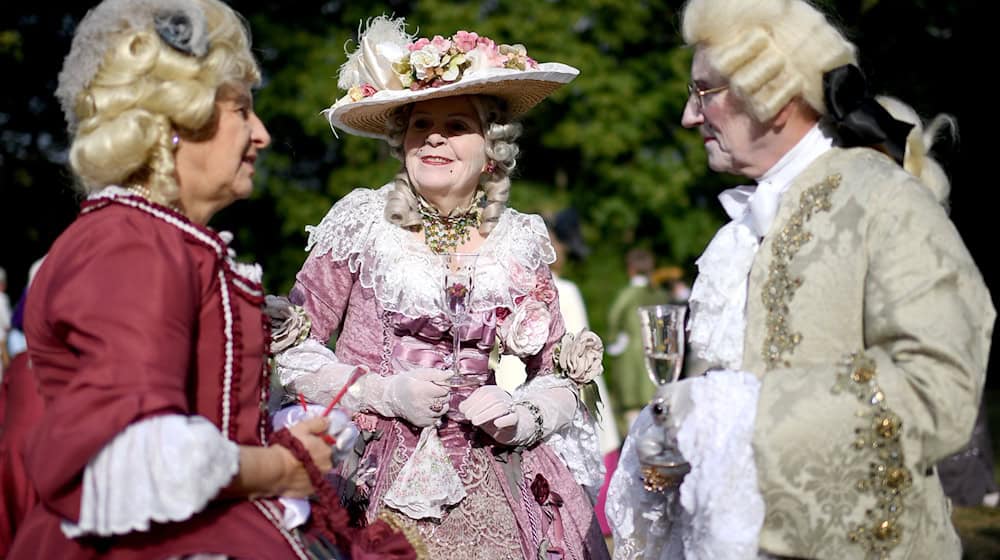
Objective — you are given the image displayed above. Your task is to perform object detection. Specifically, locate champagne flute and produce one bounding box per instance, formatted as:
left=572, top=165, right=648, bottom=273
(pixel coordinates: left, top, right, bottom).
left=441, top=252, right=478, bottom=387
left=637, top=304, right=687, bottom=386
left=635, top=304, right=690, bottom=491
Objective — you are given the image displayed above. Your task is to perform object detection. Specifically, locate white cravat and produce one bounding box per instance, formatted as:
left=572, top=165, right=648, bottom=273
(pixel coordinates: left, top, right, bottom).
left=747, top=125, right=835, bottom=237
left=688, top=125, right=834, bottom=370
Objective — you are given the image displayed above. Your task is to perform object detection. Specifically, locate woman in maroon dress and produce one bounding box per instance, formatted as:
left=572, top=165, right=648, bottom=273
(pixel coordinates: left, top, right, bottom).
left=5, top=0, right=342, bottom=557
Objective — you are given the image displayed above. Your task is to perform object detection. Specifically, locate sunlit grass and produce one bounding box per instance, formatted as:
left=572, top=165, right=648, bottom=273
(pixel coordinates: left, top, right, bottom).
left=954, top=389, right=1000, bottom=559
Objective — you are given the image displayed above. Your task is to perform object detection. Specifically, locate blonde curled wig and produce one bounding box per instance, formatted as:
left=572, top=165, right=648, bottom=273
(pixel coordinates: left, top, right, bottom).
left=59, top=0, right=260, bottom=204
left=384, top=95, right=522, bottom=237
left=682, top=0, right=857, bottom=122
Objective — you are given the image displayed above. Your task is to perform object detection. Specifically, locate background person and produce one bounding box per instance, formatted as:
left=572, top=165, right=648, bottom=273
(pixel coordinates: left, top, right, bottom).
left=605, top=248, right=670, bottom=434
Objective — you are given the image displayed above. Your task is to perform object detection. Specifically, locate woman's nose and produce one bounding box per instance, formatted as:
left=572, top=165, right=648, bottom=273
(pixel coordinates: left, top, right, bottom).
left=425, top=131, right=446, bottom=146
left=251, top=112, right=271, bottom=148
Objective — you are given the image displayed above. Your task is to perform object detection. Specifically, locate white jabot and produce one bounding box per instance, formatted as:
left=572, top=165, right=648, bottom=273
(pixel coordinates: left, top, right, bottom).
left=688, top=124, right=834, bottom=370
left=749, top=124, right=834, bottom=238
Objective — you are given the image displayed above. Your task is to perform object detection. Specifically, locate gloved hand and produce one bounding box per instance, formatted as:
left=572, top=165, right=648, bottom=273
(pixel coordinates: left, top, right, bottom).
left=356, top=368, right=452, bottom=427
left=459, top=385, right=539, bottom=446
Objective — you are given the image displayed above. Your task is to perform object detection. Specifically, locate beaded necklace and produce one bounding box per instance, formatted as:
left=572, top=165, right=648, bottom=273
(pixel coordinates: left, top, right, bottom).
left=418, top=190, right=485, bottom=254
left=127, top=184, right=181, bottom=213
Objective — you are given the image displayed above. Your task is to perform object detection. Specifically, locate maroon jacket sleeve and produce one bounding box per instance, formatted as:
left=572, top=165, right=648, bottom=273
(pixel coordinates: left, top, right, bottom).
left=23, top=207, right=200, bottom=521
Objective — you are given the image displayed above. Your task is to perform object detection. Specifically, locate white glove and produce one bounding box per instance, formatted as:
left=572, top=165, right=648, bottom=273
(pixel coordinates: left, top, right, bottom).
left=355, top=368, right=452, bottom=427
left=459, top=386, right=539, bottom=446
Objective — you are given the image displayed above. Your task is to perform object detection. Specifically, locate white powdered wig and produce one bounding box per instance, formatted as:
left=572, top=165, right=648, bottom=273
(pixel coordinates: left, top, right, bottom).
left=682, top=0, right=857, bottom=121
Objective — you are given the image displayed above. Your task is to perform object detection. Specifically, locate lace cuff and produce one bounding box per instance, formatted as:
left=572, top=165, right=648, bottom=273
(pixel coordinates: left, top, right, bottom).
left=61, top=414, right=239, bottom=538
left=607, top=407, right=683, bottom=560
left=607, top=370, right=766, bottom=559
left=514, top=374, right=605, bottom=497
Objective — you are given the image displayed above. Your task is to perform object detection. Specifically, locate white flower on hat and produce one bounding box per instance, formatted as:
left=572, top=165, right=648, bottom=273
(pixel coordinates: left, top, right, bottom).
left=409, top=45, right=442, bottom=81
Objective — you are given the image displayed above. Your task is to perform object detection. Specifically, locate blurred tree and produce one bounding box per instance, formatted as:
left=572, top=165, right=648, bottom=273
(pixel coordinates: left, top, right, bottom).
left=216, top=0, right=722, bottom=338
left=0, top=0, right=981, bottom=354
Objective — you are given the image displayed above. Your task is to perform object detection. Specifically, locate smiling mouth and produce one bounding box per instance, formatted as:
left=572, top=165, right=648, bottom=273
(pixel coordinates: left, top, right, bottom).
left=421, top=156, right=453, bottom=165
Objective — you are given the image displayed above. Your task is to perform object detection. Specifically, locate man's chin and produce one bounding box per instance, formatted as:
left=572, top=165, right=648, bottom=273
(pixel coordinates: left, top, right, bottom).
left=706, top=156, right=735, bottom=175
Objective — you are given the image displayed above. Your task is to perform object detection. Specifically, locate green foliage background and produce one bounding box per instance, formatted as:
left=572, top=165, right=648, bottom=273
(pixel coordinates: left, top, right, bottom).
left=0, top=1, right=995, bottom=555
left=217, top=0, right=731, bottom=341
left=0, top=0, right=985, bottom=357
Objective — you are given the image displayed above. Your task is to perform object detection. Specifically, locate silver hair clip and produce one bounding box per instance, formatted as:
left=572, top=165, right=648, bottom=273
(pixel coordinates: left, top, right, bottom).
left=154, top=11, right=208, bottom=57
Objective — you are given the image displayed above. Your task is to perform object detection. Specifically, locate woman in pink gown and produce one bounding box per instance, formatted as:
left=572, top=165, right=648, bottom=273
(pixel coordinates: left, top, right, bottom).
left=276, top=16, right=610, bottom=560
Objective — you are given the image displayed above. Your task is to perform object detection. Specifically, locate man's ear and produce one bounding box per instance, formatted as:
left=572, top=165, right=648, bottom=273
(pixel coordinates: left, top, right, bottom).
left=773, top=98, right=820, bottom=132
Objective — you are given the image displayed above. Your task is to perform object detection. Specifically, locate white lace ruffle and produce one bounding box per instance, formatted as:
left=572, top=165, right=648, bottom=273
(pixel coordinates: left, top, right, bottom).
left=606, top=371, right=767, bottom=560
left=513, top=374, right=605, bottom=498
left=687, top=220, right=759, bottom=370
left=61, top=414, right=239, bottom=538
left=606, top=407, right=684, bottom=560
left=676, top=370, right=764, bottom=560
left=304, top=185, right=556, bottom=319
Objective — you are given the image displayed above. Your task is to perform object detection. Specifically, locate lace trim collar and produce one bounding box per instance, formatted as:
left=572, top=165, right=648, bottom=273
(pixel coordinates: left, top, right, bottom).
left=304, top=184, right=555, bottom=319
left=84, top=186, right=264, bottom=294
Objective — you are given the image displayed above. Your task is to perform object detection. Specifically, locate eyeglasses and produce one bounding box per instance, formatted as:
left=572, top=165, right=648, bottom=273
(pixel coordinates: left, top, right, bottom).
left=687, top=82, right=729, bottom=110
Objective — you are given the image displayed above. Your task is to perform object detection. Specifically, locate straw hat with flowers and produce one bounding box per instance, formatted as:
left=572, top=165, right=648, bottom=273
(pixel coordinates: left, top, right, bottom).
left=323, top=16, right=579, bottom=139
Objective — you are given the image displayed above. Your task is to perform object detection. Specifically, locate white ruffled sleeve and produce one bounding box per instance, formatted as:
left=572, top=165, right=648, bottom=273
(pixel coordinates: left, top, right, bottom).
left=606, top=407, right=684, bottom=560
left=607, top=371, right=770, bottom=560
left=61, top=414, right=238, bottom=538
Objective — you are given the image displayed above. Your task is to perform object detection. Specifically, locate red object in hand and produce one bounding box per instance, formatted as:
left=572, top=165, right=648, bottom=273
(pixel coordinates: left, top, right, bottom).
left=322, top=366, right=367, bottom=417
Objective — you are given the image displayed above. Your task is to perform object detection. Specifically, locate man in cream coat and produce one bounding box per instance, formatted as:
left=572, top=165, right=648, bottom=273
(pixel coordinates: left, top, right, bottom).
left=607, top=1, right=994, bottom=559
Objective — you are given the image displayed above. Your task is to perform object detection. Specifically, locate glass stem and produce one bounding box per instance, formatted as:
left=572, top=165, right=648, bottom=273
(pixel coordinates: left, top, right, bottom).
left=453, top=329, right=462, bottom=377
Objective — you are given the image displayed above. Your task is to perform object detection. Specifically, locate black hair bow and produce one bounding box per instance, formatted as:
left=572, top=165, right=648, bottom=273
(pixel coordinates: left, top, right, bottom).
left=823, top=64, right=913, bottom=164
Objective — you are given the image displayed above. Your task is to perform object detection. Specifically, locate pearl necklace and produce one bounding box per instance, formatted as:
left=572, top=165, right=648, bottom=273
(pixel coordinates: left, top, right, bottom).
left=418, top=191, right=485, bottom=254
left=127, top=185, right=181, bottom=213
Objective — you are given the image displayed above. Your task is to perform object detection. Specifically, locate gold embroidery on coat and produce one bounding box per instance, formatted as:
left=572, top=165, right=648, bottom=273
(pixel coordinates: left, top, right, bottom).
left=833, top=352, right=912, bottom=559
left=762, top=174, right=841, bottom=369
